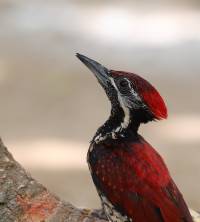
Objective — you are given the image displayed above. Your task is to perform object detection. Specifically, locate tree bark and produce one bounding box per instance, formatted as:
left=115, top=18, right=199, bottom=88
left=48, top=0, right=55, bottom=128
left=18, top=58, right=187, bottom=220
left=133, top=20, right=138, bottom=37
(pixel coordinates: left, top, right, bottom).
left=0, top=138, right=107, bottom=222
left=0, top=138, right=199, bottom=222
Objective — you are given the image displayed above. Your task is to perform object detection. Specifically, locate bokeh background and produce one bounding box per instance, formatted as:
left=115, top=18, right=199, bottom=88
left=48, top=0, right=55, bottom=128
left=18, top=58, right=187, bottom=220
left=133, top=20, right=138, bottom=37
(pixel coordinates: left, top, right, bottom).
left=0, top=0, right=199, bottom=211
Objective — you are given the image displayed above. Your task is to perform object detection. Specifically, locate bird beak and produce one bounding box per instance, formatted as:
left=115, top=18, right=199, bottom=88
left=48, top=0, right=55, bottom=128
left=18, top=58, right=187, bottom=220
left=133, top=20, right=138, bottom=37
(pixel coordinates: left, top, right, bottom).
left=76, top=53, right=110, bottom=88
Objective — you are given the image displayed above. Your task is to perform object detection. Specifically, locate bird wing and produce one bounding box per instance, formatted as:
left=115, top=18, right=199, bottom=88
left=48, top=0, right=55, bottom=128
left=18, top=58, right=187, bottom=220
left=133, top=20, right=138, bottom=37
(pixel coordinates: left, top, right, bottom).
left=91, top=140, right=193, bottom=222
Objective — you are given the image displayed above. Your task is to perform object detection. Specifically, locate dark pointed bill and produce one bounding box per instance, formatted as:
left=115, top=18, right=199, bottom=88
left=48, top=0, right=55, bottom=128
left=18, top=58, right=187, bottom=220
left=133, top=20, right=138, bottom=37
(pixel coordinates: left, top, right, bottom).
left=76, top=53, right=110, bottom=87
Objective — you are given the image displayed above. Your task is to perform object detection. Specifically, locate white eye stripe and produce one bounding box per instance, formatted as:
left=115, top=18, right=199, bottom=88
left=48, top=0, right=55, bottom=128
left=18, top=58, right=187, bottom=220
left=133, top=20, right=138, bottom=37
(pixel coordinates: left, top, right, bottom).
left=125, top=78, right=132, bottom=89
left=125, top=79, right=141, bottom=99
left=110, top=77, right=131, bottom=132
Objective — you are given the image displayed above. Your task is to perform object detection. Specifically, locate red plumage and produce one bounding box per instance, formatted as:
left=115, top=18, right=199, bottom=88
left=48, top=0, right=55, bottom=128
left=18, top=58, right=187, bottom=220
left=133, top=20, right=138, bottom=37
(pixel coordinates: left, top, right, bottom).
left=89, top=136, right=192, bottom=222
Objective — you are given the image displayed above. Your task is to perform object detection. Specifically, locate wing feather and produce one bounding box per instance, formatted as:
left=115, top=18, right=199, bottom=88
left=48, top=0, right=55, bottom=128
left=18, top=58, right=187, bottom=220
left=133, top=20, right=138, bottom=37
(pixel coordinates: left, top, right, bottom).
left=90, top=139, right=193, bottom=222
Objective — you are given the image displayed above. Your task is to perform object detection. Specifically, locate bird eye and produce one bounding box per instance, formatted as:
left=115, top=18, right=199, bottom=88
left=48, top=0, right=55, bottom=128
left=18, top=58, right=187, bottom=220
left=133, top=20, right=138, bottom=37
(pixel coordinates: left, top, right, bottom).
left=116, top=78, right=132, bottom=94
left=119, top=79, right=129, bottom=88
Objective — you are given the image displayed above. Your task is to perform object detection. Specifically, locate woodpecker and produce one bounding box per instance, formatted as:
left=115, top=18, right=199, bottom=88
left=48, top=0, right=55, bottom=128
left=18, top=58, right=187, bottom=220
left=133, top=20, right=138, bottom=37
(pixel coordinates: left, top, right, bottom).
left=76, top=53, right=193, bottom=222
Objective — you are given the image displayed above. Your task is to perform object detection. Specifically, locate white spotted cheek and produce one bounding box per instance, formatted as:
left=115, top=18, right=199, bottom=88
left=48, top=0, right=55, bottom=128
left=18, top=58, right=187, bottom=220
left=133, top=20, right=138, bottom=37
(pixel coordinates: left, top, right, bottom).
left=121, top=96, right=133, bottom=109
left=122, top=93, right=144, bottom=110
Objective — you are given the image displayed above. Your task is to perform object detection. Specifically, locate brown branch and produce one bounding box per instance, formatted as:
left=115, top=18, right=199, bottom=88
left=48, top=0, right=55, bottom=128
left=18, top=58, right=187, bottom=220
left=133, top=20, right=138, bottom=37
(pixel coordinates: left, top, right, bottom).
left=0, top=138, right=107, bottom=222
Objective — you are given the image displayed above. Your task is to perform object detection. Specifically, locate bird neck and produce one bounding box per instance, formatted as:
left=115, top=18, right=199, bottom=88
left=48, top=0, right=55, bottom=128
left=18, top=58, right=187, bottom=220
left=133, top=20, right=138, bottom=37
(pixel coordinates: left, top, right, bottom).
left=93, top=106, right=140, bottom=143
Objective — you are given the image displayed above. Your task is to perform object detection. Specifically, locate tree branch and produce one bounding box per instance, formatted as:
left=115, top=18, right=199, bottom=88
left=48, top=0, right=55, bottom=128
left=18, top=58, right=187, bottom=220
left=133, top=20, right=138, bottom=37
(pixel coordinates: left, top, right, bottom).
left=0, top=138, right=107, bottom=222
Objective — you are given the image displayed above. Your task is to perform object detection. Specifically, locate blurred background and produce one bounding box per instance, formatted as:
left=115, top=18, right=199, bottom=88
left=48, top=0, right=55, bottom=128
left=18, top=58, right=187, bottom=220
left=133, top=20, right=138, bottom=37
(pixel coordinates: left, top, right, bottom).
left=0, top=0, right=199, bottom=211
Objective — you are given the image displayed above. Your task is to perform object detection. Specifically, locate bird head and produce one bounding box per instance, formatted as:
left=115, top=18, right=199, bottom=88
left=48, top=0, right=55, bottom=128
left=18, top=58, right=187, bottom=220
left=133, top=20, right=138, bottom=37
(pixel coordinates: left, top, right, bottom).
left=76, top=54, right=167, bottom=125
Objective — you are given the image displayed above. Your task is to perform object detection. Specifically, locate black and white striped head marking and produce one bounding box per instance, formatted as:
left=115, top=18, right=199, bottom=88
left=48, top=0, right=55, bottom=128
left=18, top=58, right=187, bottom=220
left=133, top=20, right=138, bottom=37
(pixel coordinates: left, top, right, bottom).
left=109, top=76, right=144, bottom=132
left=92, top=74, right=145, bottom=143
